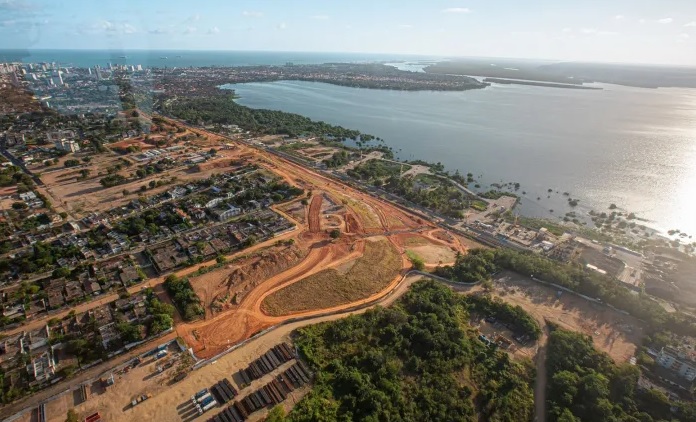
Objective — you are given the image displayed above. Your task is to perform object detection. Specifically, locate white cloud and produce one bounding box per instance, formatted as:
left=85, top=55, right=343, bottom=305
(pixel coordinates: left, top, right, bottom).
left=99, top=20, right=115, bottom=31
left=0, top=19, right=16, bottom=27
left=183, top=26, right=197, bottom=34
left=148, top=28, right=169, bottom=35
left=311, top=15, right=329, bottom=20
left=242, top=11, right=263, bottom=18
left=615, top=15, right=624, bottom=20
left=658, top=18, right=673, bottom=24
left=0, top=0, right=36, bottom=12
left=679, top=33, right=690, bottom=39
left=207, top=26, right=220, bottom=34
left=442, top=7, right=470, bottom=14
left=277, top=22, right=287, bottom=30
left=638, top=18, right=646, bottom=24
left=399, top=24, right=414, bottom=29
left=685, top=22, right=696, bottom=27
left=92, top=20, right=137, bottom=35
left=184, top=14, right=200, bottom=24
left=562, top=27, right=572, bottom=33
left=580, top=28, right=597, bottom=34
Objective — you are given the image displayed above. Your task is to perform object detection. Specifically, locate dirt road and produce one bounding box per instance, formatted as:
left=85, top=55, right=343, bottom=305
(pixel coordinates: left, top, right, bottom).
left=534, top=326, right=549, bottom=422
left=308, top=194, right=322, bottom=233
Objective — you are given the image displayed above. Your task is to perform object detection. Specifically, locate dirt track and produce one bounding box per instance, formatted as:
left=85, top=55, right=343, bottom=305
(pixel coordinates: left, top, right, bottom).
left=308, top=194, right=322, bottom=233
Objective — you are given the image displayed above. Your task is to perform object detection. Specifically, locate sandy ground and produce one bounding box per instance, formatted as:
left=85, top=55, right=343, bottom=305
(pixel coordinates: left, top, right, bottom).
left=36, top=276, right=430, bottom=422
left=491, top=271, right=642, bottom=362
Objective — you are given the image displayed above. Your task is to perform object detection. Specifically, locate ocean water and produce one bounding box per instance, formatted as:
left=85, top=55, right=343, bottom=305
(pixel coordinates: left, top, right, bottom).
left=227, top=81, right=696, bottom=238
left=0, top=49, right=434, bottom=68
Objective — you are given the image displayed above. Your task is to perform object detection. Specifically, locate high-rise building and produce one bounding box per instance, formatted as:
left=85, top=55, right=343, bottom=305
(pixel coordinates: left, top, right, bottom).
left=51, top=70, right=63, bottom=86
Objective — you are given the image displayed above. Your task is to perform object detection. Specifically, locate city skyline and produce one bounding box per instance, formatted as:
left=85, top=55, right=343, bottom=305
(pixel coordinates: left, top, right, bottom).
left=1, top=0, right=696, bottom=65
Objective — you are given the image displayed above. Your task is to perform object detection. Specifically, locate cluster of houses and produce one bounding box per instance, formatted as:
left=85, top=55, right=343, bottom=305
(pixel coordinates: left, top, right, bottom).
left=147, top=209, right=293, bottom=274
left=0, top=326, right=55, bottom=386
left=0, top=292, right=162, bottom=392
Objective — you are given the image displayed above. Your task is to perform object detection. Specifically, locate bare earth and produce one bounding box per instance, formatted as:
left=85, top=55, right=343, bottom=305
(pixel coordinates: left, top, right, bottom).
left=492, top=271, right=642, bottom=362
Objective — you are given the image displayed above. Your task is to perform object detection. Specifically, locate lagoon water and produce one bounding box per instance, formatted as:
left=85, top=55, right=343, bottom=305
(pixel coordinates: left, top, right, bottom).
left=229, top=80, right=696, bottom=237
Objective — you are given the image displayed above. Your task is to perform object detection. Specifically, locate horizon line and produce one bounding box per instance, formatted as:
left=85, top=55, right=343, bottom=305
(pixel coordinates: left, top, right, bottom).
left=1, top=48, right=695, bottom=68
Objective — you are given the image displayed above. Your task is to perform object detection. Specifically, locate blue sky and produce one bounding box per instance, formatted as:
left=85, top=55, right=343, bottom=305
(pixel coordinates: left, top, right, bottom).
left=2, top=0, right=696, bottom=64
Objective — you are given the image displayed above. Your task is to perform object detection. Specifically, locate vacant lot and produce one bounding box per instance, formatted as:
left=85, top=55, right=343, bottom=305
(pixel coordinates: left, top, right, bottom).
left=492, top=271, right=642, bottom=362
left=261, top=239, right=402, bottom=316
left=408, top=243, right=457, bottom=266
left=277, top=199, right=307, bottom=225
left=397, top=234, right=457, bottom=266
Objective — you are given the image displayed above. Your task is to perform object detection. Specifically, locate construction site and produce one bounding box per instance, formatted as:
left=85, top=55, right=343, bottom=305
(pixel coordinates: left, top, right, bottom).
left=1, top=115, right=647, bottom=422
left=3, top=113, right=474, bottom=422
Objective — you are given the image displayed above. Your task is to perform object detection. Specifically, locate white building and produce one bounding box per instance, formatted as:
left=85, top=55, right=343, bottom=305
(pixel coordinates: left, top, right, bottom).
left=656, top=347, right=696, bottom=382
left=28, top=351, right=56, bottom=382
left=54, top=139, right=80, bottom=153
left=205, top=197, right=224, bottom=209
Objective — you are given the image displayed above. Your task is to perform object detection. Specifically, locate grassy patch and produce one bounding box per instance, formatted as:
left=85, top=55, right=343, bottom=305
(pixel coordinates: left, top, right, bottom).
left=347, top=159, right=410, bottom=182
left=402, top=235, right=429, bottom=247
left=413, top=173, right=443, bottom=188
left=345, top=197, right=381, bottom=229
left=261, top=240, right=402, bottom=316
left=470, top=200, right=488, bottom=212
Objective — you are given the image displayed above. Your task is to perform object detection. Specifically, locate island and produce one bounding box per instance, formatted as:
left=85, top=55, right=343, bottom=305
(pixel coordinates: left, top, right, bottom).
left=483, top=77, right=603, bottom=89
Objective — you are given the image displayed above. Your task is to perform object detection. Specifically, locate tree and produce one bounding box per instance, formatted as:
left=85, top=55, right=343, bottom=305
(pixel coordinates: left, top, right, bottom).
left=408, top=252, right=425, bottom=271
left=329, top=229, right=341, bottom=239
left=59, top=212, right=68, bottom=219
left=65, top=409, right=79, bottom=422
left=53, top=267, right=71, bottom=278
left=149, top=314, right=173, bottom=334
left=11, top=202, right=27, bottom=210
left=266, top=405, right=286, bottom=422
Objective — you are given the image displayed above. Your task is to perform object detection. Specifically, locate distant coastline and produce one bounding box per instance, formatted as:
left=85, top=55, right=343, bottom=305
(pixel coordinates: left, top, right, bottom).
left=483, top=78, right=602, bottom=90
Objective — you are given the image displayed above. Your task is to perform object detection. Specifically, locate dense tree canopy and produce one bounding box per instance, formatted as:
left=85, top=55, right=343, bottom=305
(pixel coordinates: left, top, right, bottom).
left=163, top=275, right=204, bottom=321
left=546, top=328, right=696, bottom=422
left=161, top=94, right=366, bottom=140
left=283, top=281, right=535, bottom=422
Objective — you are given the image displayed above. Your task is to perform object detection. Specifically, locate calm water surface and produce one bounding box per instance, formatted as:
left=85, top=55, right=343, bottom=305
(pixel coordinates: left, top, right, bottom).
left=227, top=81, right=696, bottom=237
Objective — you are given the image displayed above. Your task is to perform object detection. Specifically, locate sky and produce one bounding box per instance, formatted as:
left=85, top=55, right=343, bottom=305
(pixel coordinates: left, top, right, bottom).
left=2, top=0, right=696, bottom=65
